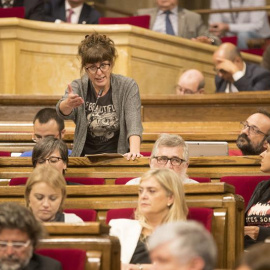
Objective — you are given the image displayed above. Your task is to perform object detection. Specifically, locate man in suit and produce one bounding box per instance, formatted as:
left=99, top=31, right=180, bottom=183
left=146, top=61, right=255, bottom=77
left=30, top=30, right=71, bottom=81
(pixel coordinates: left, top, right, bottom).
left=149, top=221, right=217, bottom=270
left=43, top=0, right=100, bottom=24
left=0, top=0, right=44, bottom=20
left=137, top=0, right=220, bottom=45
left=0, top=202, right=62, bottom=270
left=213, top=42, right=270, bottom=93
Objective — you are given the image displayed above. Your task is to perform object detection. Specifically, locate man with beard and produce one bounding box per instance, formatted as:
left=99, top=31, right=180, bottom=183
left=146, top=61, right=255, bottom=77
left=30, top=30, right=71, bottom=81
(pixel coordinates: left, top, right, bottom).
left=234, top=110, right=270, bottom=155
left=126, top=133, right=198, bottom=184
left=0, top=202, right=62, bottom=270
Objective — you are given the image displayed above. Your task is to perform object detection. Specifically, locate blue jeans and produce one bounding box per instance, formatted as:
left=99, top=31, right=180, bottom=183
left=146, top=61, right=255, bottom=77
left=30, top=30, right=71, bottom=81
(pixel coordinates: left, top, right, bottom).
left=237, top=31, right=263, bottom=49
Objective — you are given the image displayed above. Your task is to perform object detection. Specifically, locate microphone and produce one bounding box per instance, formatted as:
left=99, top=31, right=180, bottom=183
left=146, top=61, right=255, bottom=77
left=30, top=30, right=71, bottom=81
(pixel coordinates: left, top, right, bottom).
left=92, top=88, right=104, bottom=112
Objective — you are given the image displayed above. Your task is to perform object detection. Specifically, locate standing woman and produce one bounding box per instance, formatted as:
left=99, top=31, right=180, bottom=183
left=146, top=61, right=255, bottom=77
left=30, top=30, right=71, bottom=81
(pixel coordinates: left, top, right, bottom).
left=56, top=33, right=143, bottom=160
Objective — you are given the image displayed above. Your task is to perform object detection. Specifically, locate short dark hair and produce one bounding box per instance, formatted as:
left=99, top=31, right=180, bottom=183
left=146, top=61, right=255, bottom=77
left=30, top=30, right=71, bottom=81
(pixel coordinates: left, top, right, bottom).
left=257, top=108, right=270, bottom=120
left=0, top=202, right=44, bottom=249
left=32, top=137, right=68, bottom=169
left=33, top=108, right=65, bottom=133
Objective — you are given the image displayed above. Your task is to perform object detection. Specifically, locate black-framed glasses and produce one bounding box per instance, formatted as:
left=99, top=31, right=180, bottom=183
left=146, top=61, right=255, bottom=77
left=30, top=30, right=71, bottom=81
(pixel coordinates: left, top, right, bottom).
left=240, top=121, right=267, bottom=136
left=85, top=63, right=111, bottom=74
left=37, top=156, right=63, bottom=165
left=153, top=156, right=186, bottom=166
left=0, top=240, right=31, bottom=251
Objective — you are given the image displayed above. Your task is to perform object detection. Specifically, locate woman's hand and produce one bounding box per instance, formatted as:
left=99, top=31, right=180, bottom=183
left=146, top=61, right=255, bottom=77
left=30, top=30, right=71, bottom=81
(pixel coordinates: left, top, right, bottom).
left=244, top=226, right=260, bottom=240
left=123, top=152, right=143, bottom=161
left=66, top=84, right=84, bottom=109
left=59, top=84, right=84, bottom=116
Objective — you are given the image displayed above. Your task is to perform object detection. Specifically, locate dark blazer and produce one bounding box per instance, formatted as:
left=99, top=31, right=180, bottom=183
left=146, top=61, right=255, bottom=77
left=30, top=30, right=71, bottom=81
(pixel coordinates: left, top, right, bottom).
left=43, top=0, right=100, bottom=24
left=0, top=0, right=45, bottom=20
left=24, top=253, right=62, bottom=270
left=215, top=62, right=270, bottom=93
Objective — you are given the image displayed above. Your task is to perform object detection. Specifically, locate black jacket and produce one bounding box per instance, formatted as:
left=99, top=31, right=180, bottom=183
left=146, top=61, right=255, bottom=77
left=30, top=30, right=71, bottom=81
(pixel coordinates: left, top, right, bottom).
left=24, top=253, right=62, bottom=270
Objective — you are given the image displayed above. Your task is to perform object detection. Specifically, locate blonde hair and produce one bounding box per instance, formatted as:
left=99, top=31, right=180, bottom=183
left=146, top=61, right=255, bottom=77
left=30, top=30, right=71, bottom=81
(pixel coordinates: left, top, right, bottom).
left=135, top=168, right=188, bottom=230
left=25, top=166, right=66, bottom=212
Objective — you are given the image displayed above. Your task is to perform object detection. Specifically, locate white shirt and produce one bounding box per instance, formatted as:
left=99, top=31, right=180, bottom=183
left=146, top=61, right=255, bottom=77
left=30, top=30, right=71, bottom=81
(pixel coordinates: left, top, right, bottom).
left=209, top=0, right=270, bottom=37
left=225, top=62, right=246, bottom=93
left=152, top=6, right=178, bottom=35
left=65, top=0, right=83, bottom=24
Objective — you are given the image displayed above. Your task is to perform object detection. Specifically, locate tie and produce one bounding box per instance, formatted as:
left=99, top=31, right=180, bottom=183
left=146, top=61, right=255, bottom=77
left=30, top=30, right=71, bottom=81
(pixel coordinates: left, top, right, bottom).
left=164, top=10, right=175, bottom=35
left=2, top=0, right=13, bottom=8
left=66, top=8, right=74, bottom=23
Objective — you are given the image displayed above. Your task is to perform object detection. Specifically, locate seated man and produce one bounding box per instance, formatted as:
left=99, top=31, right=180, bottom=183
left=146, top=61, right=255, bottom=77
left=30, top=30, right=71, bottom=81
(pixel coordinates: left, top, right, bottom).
left=21, top=108, right=71, bottom=157
left=126, top=133, right=198, bottom=185
left=0, top=202, right=62, bottom=270
left=209, top=0, right=270, bottom=49
left=232, top=109, right=270, bottom=156
left=149, top=221, right=217, bottom=270
left=137, top=0, right=220, bottom=45
left=42, top=0, right=100, bottom=24
left=213, top=42, right=270, bottom=93
left=0, top=0, right=44, bottom=20
left=176, top=69, right=205, bottom=95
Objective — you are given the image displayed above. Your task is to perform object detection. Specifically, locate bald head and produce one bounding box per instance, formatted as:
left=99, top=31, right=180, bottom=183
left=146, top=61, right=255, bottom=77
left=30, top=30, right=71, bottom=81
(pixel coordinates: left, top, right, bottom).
left=176, top=69, right=205, bottom=95
left=213, top=42, right=242, bottom=62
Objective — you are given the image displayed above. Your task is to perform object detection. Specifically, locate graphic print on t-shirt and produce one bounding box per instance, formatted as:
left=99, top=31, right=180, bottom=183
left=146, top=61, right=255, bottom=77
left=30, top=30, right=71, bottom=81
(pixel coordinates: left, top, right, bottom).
left=86, top=104, right=119, bottom=142
left=246, top=202, right=270, bottom=227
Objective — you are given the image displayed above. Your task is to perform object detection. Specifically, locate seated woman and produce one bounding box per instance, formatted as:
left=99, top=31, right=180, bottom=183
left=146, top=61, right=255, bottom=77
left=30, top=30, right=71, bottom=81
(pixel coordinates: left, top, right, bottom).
left=109, top=168, right=188, bottom=270
left=32, top=136, right=68, bottom=175
left=25, top=165, right=83, bottom=223
left=245, top=135, right=270, bottom=248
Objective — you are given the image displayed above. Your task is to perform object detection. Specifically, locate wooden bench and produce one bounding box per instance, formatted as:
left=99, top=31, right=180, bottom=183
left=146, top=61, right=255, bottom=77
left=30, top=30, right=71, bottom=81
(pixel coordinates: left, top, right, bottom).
left=0, top=121, right=241, bottom=153
left=0, top=183, right=244, bottom=269
left=39, top=223, right=120, bottom=270
left=1, top=91, right=269, bottom=121
left=0, top=156, right=262, bottom=183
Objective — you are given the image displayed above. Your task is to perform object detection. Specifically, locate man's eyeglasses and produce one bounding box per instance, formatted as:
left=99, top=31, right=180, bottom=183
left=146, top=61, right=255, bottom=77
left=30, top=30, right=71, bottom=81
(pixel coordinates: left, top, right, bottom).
left=153, top=156, right=186, bottom=166
left=0, top=240, right=31, bottom=251
left=85, top=63, right=111, bottom=74
left=240, top=121, right=267, bottom=136
left=37, top=156, right=63, bottom=165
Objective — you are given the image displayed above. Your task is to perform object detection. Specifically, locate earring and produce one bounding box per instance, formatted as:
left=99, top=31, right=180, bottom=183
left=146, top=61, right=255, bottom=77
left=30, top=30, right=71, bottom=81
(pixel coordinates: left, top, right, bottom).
left=167, top=203, right=171, bottom=207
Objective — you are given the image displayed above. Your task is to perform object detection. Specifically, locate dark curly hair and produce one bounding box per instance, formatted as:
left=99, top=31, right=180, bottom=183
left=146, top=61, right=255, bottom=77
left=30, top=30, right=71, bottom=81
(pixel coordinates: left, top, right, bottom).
left=0, top=202, right=44, bottom=249
left=78, top=32, right=117, bottom=73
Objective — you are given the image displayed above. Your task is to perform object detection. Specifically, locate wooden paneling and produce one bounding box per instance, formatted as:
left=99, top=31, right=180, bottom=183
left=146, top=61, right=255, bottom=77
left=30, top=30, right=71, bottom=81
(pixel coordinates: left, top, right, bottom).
left=0, top=18, right=260, bottom=96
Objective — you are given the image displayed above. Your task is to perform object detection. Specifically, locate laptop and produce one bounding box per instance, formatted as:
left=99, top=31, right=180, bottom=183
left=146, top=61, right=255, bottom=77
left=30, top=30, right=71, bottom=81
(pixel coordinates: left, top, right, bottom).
left=0, top=7, right=25, bottom=18
left=186, top=141, right=229, bottom=157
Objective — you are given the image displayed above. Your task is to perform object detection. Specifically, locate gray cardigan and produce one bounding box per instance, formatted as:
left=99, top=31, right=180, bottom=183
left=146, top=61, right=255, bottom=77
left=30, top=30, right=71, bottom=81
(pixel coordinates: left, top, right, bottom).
left=56, top=73, right=143, bottom=156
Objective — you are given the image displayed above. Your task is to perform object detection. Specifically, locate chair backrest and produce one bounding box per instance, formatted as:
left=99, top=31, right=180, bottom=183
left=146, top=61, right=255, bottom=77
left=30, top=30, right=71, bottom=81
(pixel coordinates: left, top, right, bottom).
left=9, top=177, right=105, bottom=186
left=65, top=177, right=105, bottom=185
left=0, top=7, right=25, bottom=18
left=9, top=177, right=27, bottom=185
left=106, top=208, right=135, bottom=224
left=187, top=207, right=213, bottom=232
left=0, top=151, right=11, bottom=157
left=98, top=15, right=150, bottom=29
left=64, top=209, right=97, bottom=222
left=191, top=177, right=211, bottom=183
left=36, top=248, right=86, bottom=270
left=221, top=36, right=237, bottom=45
left=106, top=207, right=213, bottom=231
left=115, top=177, right=134, bottom=185
left=220, top=175, right=270, bottom=207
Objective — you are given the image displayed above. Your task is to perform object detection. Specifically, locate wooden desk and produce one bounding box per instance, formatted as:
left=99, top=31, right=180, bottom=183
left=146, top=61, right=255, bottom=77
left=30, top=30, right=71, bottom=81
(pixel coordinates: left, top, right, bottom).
left=0, top=183, right=244, bottom=268
left=0, top=156, right=262, bottom=182
left=0, top=120, right=240, bottom=153
left=39, top=223, right=120, bottom=270
left=0, top=18, right=260, bottom=96
left=1, top=91, right=270, bottom=121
